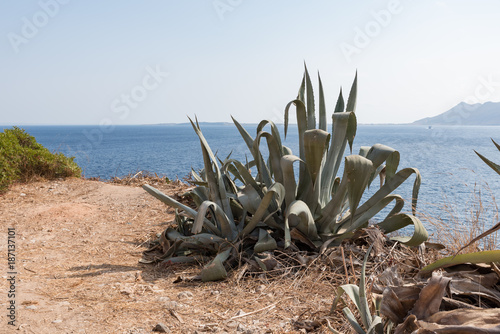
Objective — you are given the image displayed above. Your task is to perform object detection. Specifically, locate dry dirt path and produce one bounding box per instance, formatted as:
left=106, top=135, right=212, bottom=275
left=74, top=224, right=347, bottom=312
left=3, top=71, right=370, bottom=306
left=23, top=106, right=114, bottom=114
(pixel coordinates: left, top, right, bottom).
left=0, top=178, right=334, bottom=334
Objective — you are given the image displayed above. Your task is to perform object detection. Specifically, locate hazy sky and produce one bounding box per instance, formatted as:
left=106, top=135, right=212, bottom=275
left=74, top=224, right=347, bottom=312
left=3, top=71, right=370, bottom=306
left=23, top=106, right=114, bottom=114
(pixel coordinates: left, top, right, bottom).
left=2, top=1, right=500, bottom=125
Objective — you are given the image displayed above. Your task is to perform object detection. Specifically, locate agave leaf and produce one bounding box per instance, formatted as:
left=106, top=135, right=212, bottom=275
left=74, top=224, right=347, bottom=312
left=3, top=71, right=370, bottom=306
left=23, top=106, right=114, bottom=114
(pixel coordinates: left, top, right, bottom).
left=182, top=236, right=230, bottom=252
left=366, top=316, right=383, bottom=334
left=143, top=184, right=222, bottom=236
left=337, top=194, right=405, bottom=235
left=346, top=71, right=357, bottom=113
left=385, top=151, right=400, bottom=182
left=304, top=129, right=331, bottom=185
left=231, top=115, right=255, bottom=152
left=280, top=155, right=300, bottom=207
left=359, top=244, right=374, bottom=330
left=161, top=255, right=210, bottom=264
left=166, top=230, right=231, bottom=252
left=475, top=150, right=500, bottom=176
left=332, top=284, right=361, bottom=314
left=280, top=154, right=315, bottom=213
left=346, top=112, right=357, bottom=154
left=421, top=250, right=500, bottom=273
left=377, top=213, right=428, bottom=246
left=365, top=144, right=399, bottom=183
left=284, top=200, right=318, bottom=247
left=190, top=168, right=205, bottom=183
left=320, top=111, right=356, bottom=205
left=318, top=72, right=327, bottom=131
left=192, top=200, right=238, bottom=240
left=356, top=168, right=421, bottom=216
left=492, top=138, right=500, bottom=151
left=318, top=175, right=349, bottom=234
left=232, top=117, right=273, bottom=187
left=254, top=228, right=277, bottom=253
left=284, top=99, right=307, bottom=160
left=254, top=256, right=268, bottom=271
left=359, top=146, right=371, bottom=157
left=304, top=63, right=316, bottom=130
left=332, top=245, right=374, bottom=333
left=345, top=155, right=374, bottom=222
left=283, top=145, right=293, bottom=156
left=223, top=161, right=245, bottom=184
left=189, top=117, right=234, bottom=223
left=254, top=130, right=283, bottom=184
left=237, top=184, right=261, bottom=215
left=297, top=71, right=306, bottom=103
left=224, top=159, right=264, bottom=197
left=257, top=119, right=284, bottom=155
left=331, top=177, right=340, bottom=197
left=200, top=248, right=232, bottom=282
left=241, top=183, right=285, bottom=236
left=334, top=87, right=344, bottom=113
left=343, top=307, right=366, bottom=334
left=188, top=186, right=209, bottom=207
left=326, top=319, right=342, bottom=333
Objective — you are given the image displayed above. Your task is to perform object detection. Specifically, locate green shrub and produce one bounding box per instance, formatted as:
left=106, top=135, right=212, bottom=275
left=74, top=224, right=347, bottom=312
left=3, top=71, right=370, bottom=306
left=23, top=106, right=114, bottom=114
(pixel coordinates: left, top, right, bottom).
left=0, top=127, right=81, bottom=193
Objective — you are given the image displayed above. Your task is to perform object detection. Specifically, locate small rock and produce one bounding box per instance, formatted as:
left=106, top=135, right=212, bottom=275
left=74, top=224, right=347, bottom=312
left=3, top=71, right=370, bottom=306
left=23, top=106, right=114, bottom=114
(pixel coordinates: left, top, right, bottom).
left=165, top=301, right=178, bottom=310
left=210, top=290, right=220, bottom=295
left=226, top=321, right=238, bottom=328
left=237, top=324, right=254, bottom=333
left=177, top=291, right=193, bottom=299
left=20, top=193, right=26, bottom=197
left=157, top=296, right=170, bottom=303
left=120, top=287, right=134, bottom=296
left=25, top=305, right=37, bottom=310
left=152, top=323, right=170, bottom=333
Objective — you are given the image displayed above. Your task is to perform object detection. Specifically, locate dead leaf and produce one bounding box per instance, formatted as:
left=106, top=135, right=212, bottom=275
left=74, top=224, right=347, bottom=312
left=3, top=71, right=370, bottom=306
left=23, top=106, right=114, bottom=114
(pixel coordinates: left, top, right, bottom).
left=411, top=272, right=451, bottom=320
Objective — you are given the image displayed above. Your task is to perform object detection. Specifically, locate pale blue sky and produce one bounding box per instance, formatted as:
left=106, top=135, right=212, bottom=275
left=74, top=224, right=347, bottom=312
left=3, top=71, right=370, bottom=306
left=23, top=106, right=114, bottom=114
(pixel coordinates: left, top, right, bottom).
left=1, top=1, right=500, bottom=125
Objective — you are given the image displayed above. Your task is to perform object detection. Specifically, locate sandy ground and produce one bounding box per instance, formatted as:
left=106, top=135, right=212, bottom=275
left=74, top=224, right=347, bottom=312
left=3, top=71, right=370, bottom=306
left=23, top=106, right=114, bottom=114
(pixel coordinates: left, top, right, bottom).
left=0, top=178, right=340, bottom=334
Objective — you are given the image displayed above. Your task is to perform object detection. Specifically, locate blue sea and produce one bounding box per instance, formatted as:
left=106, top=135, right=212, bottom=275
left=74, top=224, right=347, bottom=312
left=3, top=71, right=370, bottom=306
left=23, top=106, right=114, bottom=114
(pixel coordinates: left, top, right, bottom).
left=7, top=124, right=500, bottom=229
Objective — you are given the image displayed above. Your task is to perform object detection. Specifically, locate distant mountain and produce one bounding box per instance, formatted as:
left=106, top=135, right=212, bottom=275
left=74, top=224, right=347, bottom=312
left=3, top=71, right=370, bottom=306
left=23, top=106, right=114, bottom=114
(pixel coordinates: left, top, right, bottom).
left=413, top=102, right=500, bottom=125
left=153, top=122, right=234, bottom=126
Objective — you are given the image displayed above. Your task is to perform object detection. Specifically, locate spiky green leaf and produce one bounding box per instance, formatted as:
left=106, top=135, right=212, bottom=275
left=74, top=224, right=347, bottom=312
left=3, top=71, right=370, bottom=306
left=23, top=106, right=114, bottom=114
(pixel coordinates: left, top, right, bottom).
left=421, top=250, right=500, bottom=273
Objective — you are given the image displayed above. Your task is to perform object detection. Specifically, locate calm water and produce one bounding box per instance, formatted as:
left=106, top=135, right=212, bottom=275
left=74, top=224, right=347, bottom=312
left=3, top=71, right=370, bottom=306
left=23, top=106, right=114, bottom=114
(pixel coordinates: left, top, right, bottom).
left=7, top=124, right=500, bottom=229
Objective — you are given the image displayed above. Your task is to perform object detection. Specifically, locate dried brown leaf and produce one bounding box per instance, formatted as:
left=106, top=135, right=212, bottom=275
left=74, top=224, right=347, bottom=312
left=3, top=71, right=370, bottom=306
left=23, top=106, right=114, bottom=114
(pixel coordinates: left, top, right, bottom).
left=411, top=272, right=451, bottom=320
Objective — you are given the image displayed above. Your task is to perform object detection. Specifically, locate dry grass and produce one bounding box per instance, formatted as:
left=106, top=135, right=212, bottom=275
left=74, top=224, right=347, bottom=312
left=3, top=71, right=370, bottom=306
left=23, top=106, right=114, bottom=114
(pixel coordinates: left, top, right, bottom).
left=419, top=181, right=499, bottom=255
left=4, top=173, right=496, bottom=332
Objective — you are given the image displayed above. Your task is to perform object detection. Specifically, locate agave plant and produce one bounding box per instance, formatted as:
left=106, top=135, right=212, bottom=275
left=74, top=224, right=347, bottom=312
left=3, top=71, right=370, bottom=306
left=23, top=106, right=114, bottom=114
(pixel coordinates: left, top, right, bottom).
left=142, top=64, right=428, bottom=281
left=475, top=138, right=500, bottom=176
left=329, top=245, right=383, bottom=334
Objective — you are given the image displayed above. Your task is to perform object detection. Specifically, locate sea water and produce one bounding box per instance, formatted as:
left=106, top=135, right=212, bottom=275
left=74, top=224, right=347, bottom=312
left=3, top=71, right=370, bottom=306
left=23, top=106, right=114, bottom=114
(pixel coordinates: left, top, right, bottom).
left=9, top=124, right=500, bottom=231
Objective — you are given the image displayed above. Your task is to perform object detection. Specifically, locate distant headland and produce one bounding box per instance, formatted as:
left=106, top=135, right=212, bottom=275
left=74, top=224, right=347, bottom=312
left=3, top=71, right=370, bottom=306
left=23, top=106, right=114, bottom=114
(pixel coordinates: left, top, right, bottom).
left=413, top=102, right=500, bottom=126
